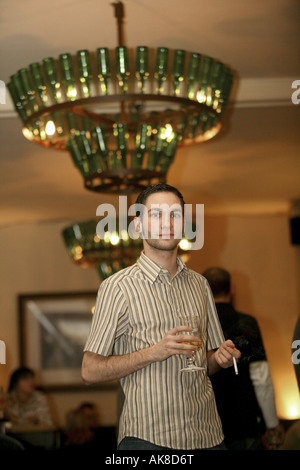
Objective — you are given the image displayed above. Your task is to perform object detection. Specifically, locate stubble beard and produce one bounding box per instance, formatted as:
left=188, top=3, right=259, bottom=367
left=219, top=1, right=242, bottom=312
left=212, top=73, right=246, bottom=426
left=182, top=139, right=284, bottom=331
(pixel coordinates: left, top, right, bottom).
left=144, top=237, right=179, bottom=252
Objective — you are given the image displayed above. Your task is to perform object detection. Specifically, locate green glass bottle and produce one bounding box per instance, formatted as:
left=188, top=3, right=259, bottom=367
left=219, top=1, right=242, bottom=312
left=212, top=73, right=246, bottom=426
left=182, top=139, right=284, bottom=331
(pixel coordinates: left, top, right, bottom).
left=7, top=80, right=28, bottom=122
left=93, top=126, right=108, bottom=168
left=219, top=66, right=233, bottom=111
left=159, top=133, right=178, bottom=174
left=188, top=112, right=201, bottom=139
left=197, top=56, right=213, bottom=105
left=109, top=150, right=124, bottom=170
left=19, top=68, right=41, bottom=113
left=77, top=131, right=93, bottom=159
left=154, top=47, right=168, bottom=95
left=29, top=62, right=51, bottom=107
left=66, top=135, right=87, bottom=177
left=178, top=113, right=188, bottom=142
left=210, top=61, right=224, bottom=110
left=49, top=110, right=65, bottom=137
left=66, top=111, right=80, bottom=134
left=172, top=49, right=185, bottom=96
left=147, top=126, right=165, bottom=170
left=136, top=46, right=149, bottom=94
left=77, top=50, right=92, bottom=98
left=59, top=53, right=77, bottom=101
left=186, top=52, right=201, bottom=99
left=97, top=48, right=111, bottom=95
left=132, top=123, right=150, bottom=168
left=10, top=71, right=32, bottom=117
left=43, top=57, right=64, bottom=103
left=114, top=122, right=127, bottom=167
left=116, top=46, right=129, bottom=93
left=88, top=150, right=103, bottom=175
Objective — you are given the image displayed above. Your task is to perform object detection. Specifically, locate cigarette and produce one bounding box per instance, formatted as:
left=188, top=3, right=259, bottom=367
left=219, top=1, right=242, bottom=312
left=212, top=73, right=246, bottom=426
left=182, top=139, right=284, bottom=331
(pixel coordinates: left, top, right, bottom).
left=233, top=357, right=238, bottom=375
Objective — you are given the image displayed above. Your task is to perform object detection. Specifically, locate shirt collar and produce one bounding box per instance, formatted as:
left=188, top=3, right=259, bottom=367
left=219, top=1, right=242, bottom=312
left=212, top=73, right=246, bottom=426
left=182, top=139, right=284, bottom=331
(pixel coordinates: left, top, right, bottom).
left=137, top=251, right=188, bottom=283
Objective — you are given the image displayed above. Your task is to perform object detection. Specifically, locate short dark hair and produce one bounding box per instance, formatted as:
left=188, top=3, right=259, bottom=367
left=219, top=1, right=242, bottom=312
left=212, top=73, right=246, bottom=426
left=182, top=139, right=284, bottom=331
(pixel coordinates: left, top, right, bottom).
left=8, top=367, right=35, bottom=392
left=202, top=267, right=231, bottom=298
left=135, top=183, right=185, bottom=217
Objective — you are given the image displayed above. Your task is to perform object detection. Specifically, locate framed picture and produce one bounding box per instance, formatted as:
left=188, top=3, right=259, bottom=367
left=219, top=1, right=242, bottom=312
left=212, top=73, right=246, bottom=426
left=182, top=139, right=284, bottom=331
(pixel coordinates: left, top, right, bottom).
left=18, top=291, right=98, bottom=390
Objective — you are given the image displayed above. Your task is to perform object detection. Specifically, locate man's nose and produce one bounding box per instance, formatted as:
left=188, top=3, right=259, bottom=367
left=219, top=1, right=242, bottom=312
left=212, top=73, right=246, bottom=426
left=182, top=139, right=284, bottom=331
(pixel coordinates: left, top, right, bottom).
left=161, top=212, right=171, bottom=228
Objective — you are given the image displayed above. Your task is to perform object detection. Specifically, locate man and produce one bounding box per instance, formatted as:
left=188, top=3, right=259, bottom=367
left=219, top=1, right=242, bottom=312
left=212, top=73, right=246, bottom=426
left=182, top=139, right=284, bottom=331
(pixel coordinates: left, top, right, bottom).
left=202, top=267, right=283, bottom=450
left=82, top=183, right=240, bottom=450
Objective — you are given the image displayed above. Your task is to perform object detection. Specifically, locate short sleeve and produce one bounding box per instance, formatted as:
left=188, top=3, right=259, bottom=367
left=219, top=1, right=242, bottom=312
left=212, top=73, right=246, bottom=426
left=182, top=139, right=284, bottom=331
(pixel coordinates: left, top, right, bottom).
left=84, top=278, right=128, bottom=356
left=204, top=279, right=225, bottom=350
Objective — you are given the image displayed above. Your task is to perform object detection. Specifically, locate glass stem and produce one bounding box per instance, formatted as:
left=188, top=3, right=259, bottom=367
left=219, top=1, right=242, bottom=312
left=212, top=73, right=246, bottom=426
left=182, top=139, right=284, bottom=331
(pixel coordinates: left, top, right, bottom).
left=187, top=353, right=195, bottom=367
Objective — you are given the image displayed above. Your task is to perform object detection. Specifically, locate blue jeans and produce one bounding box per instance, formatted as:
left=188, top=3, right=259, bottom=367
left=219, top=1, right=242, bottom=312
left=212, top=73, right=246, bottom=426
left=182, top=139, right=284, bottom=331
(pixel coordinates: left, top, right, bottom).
left=118, top=437, right=227, bottom=451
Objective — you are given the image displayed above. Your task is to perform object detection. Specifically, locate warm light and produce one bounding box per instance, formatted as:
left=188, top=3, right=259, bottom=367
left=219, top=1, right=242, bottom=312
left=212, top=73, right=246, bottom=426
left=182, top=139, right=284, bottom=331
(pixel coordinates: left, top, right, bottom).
left=206, top=86, right=212, bottom=106
left=55, top=85, right=62, bottom=101
left=110, top=232, right=120, bottom=245
left=161, top=124, right=175, bottom=142
left=275, top=373, right=300, bottom=420
left=45, top=120, right=56, bottom=136
left=286, top=403, right=300, bottom=420
left=121, top=230, right=129, bottom=241
left=67, top=88, right=77, bottom=99
left=196, top=89, right=206, bottom=103
left=74, top=246, right=83, bottom=261
left=22, top=128, right=33, bottom=140
left=179, top=238, right=192, bottom=251
left=104, top=232, right=111, bottom=243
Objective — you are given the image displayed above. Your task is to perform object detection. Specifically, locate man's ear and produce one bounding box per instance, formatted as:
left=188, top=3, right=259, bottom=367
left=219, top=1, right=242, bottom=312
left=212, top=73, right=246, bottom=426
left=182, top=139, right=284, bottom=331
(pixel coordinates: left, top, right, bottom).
left=134, top=216, right=142, bottom=235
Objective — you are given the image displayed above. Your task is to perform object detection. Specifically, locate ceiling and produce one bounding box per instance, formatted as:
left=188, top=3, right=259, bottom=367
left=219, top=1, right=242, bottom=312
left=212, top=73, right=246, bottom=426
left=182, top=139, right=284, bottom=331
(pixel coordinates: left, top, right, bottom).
left=1, top=0, right=300, bottom=227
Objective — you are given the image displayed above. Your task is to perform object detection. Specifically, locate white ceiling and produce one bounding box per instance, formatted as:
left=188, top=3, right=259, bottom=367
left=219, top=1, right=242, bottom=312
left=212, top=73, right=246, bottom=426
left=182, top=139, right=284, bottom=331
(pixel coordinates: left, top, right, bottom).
left=1, top=0, right=300, bottom=227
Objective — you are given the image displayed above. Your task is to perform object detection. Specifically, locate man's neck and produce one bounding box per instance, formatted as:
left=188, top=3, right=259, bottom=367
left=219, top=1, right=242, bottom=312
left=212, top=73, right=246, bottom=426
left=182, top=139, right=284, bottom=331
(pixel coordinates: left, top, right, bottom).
left=143, top=246, right=178, bottom=278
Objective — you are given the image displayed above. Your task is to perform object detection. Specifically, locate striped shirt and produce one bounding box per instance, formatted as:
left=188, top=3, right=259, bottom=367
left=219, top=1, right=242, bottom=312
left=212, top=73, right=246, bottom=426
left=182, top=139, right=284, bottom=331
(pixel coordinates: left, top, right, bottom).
left=84, top=252, right=225, bottom=449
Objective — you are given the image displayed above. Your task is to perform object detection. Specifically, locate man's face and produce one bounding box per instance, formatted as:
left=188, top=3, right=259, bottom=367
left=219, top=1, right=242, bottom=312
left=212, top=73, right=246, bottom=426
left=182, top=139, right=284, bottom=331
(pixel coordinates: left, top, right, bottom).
left=137, top=191, right=184, bottom=252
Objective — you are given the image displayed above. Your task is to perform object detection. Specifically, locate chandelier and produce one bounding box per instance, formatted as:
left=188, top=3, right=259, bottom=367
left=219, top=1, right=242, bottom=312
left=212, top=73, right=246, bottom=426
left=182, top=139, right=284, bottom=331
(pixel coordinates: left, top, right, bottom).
left=7, top=1, right=234, bottom=194
left=62, top=219, right=195, bottom=280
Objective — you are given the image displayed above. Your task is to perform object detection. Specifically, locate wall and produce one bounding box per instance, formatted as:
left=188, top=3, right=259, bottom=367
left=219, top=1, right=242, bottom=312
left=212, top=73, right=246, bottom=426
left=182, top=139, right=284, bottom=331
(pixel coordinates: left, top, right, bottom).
left=0, top=212, right=299, bottom=427
left=0, top=221, right=118, bottom=427
left=188, top=213, right=300, bottom=419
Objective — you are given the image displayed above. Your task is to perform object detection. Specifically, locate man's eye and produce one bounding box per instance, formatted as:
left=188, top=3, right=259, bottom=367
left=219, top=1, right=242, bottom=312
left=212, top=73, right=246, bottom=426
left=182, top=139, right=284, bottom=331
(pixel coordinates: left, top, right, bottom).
left=151, top=212, right=160, bottom=218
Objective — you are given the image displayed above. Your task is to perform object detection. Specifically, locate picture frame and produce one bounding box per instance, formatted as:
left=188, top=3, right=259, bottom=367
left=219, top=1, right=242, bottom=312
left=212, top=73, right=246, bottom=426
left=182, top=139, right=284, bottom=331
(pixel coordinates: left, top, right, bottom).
left=18, top=291, right=99, bottom=391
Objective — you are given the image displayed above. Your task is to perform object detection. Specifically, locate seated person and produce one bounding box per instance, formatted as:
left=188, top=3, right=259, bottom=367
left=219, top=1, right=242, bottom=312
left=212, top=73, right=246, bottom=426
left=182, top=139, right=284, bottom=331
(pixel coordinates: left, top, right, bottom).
left=4, top=367, right=54, bottom=427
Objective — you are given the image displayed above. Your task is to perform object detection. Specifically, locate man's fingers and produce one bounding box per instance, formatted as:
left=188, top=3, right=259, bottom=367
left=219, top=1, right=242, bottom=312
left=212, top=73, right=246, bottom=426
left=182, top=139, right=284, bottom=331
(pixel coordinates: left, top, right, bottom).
left=169, top=325, right=193, bottom=335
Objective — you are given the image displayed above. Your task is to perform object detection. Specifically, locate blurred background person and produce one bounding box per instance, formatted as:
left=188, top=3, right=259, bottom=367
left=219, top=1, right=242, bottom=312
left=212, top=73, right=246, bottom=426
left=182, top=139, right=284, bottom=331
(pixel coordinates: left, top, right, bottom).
left=78, top=402, right=100, bottom=432
left=202, top=267, right=283, bottom=450
left=4, top=367, right=54, bottom=427
left=62, top=407, right=96, bottom=449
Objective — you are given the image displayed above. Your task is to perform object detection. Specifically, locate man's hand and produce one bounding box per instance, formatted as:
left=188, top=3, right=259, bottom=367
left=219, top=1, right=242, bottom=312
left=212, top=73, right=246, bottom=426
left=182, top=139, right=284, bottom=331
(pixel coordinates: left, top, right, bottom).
left=207, top=339, right=241, bottom=375
left=214, top=339, right=241, bottom=368
left=150, top=325, right=200, bottom=362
